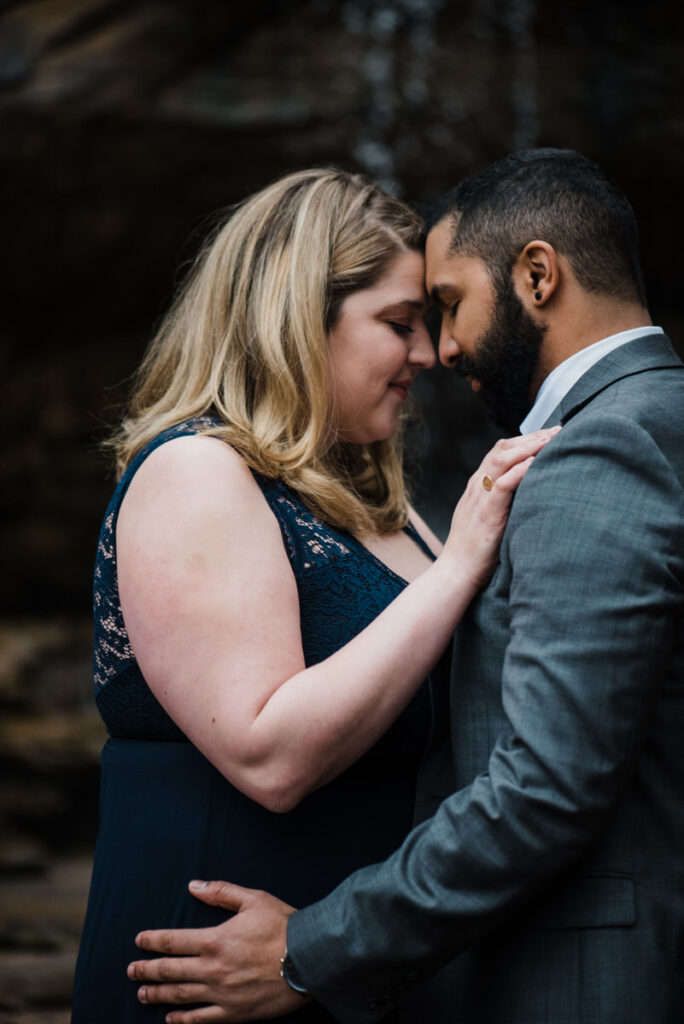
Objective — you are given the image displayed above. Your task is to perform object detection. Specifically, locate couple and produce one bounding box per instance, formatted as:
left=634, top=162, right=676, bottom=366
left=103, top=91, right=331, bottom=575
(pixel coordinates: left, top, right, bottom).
left=78, top=150, right=682, bottom=1024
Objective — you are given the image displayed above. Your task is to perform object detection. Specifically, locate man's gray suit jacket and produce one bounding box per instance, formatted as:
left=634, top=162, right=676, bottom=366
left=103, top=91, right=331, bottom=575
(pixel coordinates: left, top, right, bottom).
left=287, top=333, right=684, bottom=1024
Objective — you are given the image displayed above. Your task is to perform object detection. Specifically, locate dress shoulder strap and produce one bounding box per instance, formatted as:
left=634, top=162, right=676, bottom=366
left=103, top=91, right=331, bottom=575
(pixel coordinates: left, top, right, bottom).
left=249, top=473, right=354, bottom=575
left=251, top=474, right=438, bottom=572
left=403, top=520, right=437, bottom=560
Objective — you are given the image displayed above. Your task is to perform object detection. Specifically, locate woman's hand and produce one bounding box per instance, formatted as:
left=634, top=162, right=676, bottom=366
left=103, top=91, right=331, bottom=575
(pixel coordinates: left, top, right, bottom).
left=443, top=427, right=561, bottom=590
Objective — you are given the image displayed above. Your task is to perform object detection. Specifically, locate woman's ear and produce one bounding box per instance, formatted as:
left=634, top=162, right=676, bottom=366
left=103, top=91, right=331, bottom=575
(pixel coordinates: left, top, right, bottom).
left=512, top=240, right=559, bottom=309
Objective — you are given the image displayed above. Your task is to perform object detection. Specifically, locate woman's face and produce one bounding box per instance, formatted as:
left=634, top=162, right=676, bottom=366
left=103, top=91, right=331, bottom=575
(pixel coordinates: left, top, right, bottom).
left=328, top=250, right=434, bottom=445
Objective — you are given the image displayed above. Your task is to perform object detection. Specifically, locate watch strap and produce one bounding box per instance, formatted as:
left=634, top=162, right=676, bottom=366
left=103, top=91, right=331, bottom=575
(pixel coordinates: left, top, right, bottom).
left=280, top=948, right=310, bottom=996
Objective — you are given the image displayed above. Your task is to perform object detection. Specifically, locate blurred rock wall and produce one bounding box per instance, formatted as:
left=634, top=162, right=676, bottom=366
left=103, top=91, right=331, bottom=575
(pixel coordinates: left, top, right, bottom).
left=3, top=0, right=683, bottom=616
left=0, top=1, right=683, bottom=1013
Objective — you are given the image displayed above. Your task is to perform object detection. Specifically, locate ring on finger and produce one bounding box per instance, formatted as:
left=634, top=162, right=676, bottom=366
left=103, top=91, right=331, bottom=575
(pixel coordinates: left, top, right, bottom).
left=482, top=474, right=494, bottom=491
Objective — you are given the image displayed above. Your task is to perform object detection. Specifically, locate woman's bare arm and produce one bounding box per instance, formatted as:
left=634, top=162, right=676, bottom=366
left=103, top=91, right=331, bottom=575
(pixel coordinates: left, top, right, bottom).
left=117, top=430, right=557, bottom=812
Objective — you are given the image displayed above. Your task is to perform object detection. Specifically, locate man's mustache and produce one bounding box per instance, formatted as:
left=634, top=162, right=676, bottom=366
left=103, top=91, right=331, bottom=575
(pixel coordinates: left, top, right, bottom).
left=454, top=355, right=481, bottom=379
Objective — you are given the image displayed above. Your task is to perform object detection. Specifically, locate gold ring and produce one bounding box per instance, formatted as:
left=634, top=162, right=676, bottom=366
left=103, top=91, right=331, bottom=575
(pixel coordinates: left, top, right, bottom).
left=482, top=474, right=494, bottom=491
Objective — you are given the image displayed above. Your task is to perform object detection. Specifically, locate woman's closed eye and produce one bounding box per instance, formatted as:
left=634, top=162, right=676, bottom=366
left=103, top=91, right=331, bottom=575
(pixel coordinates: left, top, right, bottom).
left=388, top=321, right=414, bottom=336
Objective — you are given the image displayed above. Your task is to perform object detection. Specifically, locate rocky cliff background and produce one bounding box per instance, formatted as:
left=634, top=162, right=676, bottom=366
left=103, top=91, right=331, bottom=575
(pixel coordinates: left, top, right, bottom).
left=1, top=0, right=683, bottom=1018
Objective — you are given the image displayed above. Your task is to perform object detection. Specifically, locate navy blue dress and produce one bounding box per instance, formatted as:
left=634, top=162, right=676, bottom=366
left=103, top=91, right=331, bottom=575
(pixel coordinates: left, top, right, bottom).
left=73, top=420, right=437, bottom=1022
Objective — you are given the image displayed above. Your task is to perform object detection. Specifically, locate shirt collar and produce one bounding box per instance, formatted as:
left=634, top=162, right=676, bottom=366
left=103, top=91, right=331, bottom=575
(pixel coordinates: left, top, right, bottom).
left=519, top=326, right=665, bottom=434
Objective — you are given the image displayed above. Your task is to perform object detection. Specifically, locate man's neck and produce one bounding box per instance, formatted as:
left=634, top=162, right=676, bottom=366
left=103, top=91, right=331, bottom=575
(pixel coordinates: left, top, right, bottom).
left=520, top=322, right=663, bottom=434
left=532, top=302, right=652, bottom=398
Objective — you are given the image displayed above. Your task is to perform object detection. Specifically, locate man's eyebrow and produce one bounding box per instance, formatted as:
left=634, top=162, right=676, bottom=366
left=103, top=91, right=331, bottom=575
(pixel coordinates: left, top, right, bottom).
left=430, top=284, right=454, bottom=306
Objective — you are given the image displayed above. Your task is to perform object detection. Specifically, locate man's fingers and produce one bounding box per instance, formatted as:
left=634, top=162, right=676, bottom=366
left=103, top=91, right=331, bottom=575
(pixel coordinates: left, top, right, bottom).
left=134, top=881, right=256, bottom=957
left=166, top=1006, right=231, bottom=1024
left=188, top=879, right=254, bottom=912
left=138, top=981, right=208, bottom=1005
left=128, top=956, right=207, bottom=983
left=136, top=926, right=213, bottom=954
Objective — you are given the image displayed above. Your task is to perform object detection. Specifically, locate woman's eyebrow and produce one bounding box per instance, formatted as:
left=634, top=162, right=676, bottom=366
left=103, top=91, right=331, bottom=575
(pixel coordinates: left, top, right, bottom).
left=380, top=299, right=428, bottom=313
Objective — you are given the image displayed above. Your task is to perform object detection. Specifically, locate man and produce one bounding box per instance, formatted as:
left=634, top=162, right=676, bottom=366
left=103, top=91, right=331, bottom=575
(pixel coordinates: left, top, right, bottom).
left=128, top=150, right=684, bottom=1023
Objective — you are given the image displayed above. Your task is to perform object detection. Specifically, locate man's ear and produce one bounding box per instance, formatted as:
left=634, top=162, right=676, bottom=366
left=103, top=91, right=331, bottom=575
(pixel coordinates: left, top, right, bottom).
left=512, top=241, right=559, bottom=308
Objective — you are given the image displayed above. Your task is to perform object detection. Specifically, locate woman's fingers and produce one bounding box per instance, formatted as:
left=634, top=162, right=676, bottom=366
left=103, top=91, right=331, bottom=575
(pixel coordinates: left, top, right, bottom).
left=494, top=455, right=535, bottom=492
left=481, top=427, right=561, bottom=482
left=476, top=428, right=560, bottom=504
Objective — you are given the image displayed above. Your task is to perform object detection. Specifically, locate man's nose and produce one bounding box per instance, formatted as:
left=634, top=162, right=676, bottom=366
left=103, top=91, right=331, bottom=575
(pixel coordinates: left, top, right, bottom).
left=438, top=320, right=460, bottom=367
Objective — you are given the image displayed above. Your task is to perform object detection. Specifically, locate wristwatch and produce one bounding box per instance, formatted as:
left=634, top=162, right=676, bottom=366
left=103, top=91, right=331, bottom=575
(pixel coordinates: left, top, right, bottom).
left=280, top=948, right=311, bottom=996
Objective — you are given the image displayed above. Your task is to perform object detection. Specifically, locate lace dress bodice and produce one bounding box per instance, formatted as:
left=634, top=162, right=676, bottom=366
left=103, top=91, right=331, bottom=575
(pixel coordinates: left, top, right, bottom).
left=93, top=419, right=434, bottom=740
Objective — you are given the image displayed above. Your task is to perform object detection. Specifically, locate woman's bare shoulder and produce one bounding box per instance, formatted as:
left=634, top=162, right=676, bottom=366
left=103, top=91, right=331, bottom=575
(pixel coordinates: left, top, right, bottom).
left=127, top=433, right=256, bottom=489
left=119, top=434, right=269, bottom=522
left=116, top=433, right=287, bottom=580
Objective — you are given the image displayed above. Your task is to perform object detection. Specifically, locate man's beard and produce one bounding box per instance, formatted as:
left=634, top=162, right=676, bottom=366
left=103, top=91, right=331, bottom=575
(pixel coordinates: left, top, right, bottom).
left=457, top=273, right=546, bottom=434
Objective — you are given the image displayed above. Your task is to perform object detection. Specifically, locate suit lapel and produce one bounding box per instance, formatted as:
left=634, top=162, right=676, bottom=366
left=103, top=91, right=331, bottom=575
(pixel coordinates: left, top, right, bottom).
left=542, top=333, right=683, bottom=429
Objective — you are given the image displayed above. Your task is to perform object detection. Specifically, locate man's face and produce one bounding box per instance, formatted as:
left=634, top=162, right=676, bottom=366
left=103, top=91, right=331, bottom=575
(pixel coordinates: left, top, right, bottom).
left=426, top=219, right=546, bottom=433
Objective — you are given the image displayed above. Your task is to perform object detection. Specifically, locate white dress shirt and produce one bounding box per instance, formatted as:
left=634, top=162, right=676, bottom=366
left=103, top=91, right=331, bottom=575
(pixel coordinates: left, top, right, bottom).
left=519, top=326, right=665, bottom=434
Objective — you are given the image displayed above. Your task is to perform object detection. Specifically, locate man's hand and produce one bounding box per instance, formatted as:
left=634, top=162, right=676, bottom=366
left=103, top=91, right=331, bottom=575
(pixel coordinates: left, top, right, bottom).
left=127, top=880, right=309, bottom=1023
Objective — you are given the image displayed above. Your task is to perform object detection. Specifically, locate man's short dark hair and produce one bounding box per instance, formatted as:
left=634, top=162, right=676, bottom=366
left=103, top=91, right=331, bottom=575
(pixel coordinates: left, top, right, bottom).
left=427, top=149, right=647, bottom=305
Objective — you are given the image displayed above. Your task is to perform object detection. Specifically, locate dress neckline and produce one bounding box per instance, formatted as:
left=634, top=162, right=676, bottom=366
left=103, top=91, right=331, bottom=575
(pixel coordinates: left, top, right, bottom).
left=345, top=522, right=437, bottom=589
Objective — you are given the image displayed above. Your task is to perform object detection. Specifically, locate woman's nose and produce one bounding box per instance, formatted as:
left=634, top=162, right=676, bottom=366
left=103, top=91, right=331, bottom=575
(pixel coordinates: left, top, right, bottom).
left=409, top=325, right=437, bottom=370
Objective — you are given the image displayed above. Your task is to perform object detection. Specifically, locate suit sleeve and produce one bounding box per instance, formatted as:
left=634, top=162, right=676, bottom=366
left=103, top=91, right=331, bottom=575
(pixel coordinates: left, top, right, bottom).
left=286, top=412, right=684, bottom=1023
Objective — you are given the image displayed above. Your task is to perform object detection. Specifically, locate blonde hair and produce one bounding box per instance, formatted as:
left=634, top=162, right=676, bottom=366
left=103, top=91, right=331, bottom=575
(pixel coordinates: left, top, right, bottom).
left=112, top=168, right=424, bottom=535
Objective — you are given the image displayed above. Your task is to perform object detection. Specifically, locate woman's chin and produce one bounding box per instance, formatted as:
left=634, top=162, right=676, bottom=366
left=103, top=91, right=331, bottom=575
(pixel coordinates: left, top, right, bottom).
left=339, top=424, right=398, bottom=445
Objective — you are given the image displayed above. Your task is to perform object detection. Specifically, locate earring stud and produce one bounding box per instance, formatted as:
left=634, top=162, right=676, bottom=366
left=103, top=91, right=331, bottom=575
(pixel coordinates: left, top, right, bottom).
left=534, top=291, right=542, bottom=301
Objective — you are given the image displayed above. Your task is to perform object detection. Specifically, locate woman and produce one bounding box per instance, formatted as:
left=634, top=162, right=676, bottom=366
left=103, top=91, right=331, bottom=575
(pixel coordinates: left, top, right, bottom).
left=72, top=168, right=553, bottom=1022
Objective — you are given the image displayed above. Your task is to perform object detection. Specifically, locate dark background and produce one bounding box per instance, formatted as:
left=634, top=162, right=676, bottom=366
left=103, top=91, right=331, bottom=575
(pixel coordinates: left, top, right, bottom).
left=1, top=0, right=682, bottom=1017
